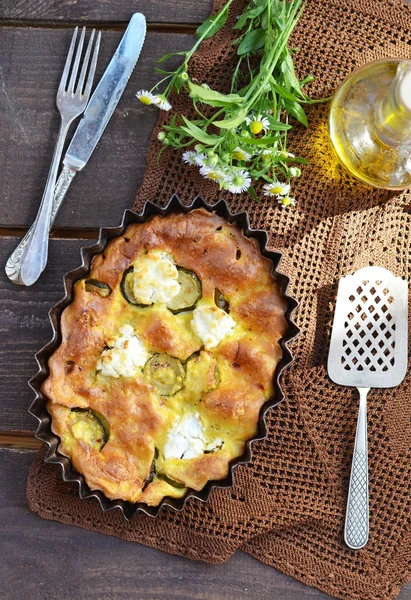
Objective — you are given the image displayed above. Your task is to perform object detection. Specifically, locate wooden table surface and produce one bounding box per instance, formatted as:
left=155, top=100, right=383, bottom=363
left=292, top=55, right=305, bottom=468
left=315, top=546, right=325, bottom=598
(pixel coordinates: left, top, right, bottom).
left=1, top=3, right=410, bottom=599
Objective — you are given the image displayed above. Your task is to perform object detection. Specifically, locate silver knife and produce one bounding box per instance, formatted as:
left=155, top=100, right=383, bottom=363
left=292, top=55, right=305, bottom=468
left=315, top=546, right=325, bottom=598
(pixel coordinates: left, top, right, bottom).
left=6, top=13, right=146, bottom=285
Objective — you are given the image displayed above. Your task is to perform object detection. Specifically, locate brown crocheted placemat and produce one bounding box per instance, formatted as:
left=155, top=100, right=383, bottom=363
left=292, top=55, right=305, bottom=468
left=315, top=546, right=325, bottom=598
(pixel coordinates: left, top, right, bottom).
left=27, top=0, right=411, bottom=598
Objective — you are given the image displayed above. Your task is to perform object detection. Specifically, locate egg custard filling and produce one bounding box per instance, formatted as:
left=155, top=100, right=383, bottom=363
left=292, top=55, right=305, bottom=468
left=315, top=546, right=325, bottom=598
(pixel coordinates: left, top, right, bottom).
left=43, top=209, right=287, bottom=506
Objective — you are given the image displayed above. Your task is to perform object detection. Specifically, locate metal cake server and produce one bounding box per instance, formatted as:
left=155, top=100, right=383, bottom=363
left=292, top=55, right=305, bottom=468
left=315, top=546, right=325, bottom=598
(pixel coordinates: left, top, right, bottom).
left=6, top=12, right=147, bottom=285
left=328, top=266, right=408, bottom=550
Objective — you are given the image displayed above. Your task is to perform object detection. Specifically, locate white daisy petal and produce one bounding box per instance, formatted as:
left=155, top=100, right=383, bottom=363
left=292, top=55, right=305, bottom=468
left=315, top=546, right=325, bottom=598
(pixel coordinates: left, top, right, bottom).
left=277, top=195, right=297, bottom=207
left=194, top=153, right=207, bottom=167
left=276, top=150, right=295, bottom=159
left=156, top=95, right=172, bottom=111
left=182, top=151, right=198, bottom=166
left=263, top=181, right=291, bottom=197
left=246, top=113, right=270, bottom=134
left=227, top=170, right=251, bottom=194
left=136, top=90, right=158, bottom=106
left=232, top=146, right=252, bottom=162
left=199, top=166, right=225, bottom=182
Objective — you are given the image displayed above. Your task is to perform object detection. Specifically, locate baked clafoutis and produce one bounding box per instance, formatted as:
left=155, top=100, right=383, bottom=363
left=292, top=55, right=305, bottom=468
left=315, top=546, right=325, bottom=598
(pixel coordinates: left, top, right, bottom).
left=43, top=209, right=287, bottom=506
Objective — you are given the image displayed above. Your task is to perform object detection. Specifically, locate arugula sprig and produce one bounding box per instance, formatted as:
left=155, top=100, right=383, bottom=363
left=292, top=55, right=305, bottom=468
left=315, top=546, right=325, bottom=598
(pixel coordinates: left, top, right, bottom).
left=136, top=0, right=327, bottom=206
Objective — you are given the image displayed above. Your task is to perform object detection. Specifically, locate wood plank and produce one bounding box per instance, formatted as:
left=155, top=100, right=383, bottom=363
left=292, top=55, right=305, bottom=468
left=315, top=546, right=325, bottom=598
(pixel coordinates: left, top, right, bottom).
left=0, top=27, right=193, bottom=229
left=0, top=237, right=92, bottom=433
left=0, top=0, right=212, bottom=25
left=0, top=447, right=340, bottom=600
left=0, top=432, right=41, bottom=450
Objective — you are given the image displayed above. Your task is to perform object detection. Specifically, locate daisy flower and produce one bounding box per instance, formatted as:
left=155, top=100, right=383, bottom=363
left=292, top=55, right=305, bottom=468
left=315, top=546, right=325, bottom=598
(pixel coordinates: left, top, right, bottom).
left=246, top=113, right=270, bottom=135
left=199, top=166, right=225, bottom=182
left=263, top=181, right=291, bottom=197
left=182, top=150, right=198, bottom=166
left=232, top=147, right=252, bottom=162
left=136, top=90, right=158, bottom=106
left=194, top=153, right=207, bottom=167
left=261, top=149, right=273, bottom=162
left=288, top=167, right=301, bottom=178
left=277, top=195, right=296, bottom=207
left=276, top=150, right=295, bottom=159
left=155, top=95, right=172, bottom=111
left=227, top=170, right=251, bottom=194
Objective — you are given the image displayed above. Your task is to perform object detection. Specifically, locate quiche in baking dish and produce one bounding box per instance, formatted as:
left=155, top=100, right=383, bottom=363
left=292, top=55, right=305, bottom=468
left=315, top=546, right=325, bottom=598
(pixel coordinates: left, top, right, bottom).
left=43, top=209, right=287, bottom=506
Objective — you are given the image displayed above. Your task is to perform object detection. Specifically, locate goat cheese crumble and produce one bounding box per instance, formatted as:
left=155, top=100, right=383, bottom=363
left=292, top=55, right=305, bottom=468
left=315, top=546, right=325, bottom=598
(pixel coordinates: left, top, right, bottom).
left=191, top=305, right=236, bottom=349
left=163, top=413, right=223, bottom=460
left=97, top=324, right=148, bottom=378
left=132, top=250, right=180, bottom=304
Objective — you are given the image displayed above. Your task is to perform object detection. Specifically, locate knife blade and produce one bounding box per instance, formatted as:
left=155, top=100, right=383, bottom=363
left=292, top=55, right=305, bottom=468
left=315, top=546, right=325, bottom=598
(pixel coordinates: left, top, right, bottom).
left=65, top=12, right=146, bottom=171
left=6, top=13, right=146, bottom=284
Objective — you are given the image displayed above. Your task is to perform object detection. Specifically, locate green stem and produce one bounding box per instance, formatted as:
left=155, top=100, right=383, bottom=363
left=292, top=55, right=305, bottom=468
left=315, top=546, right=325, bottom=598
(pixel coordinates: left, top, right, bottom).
left=151, top=75, right=173, bottom=91
left=243, top=1, right=302, bottom=106
left=185, top=0, right=234, bottom=63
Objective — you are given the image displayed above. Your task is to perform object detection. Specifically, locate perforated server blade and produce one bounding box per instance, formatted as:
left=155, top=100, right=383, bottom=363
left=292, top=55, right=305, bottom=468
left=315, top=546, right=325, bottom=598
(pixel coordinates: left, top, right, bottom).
left=328, top=266, right=408, bottom=550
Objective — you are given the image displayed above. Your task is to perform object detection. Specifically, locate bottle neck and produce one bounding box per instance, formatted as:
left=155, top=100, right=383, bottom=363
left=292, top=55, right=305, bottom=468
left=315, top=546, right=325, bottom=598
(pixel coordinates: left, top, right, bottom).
left=373, top=64, right=411, bottom=146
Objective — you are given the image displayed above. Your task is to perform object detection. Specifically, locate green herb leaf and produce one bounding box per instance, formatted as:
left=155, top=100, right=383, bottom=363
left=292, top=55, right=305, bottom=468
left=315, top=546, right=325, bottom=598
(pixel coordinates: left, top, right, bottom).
left=267, top=117, right=292, bottom=131
left=281, top=51, right=302, bottom=93
left=283, top=100, right=308, bottom=127
left=195, top=9, right=229, bottom=40
left=237, top=29, right=266, bottom=55
left=248, top=184, right=260, bottom=202
left=188, top=81, right=244, bottom=107
left=157, top=51, right=188, bottom=64
left=273, top=155, right=308, bottom=164
left=154, top=68, right=173, bottom=75
left=214, top=110, right=248, bottom=130
left=300, top=75, right=315, bottom=86
left=233, top=4, right=266, bottom=29
left=271, top=81, right=300, bottom=103
left=243, top=136, right=281, bottom=145
left=181, top=116, right=223, bottom=144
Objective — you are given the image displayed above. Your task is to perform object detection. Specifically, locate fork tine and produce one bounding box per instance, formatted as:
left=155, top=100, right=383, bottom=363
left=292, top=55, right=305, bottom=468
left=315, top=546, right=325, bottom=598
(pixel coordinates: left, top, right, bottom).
left=76, top=29, right=95, bottom=96
left=67, top=26, right=86, bottom=94
left=83, top=31, right=101, bottom=100
left=59, top=27, right=78, bottom=93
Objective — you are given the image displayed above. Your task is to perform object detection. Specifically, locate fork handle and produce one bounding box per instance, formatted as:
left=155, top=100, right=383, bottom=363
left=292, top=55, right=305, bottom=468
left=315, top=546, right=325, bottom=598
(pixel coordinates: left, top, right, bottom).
left=344, top=386, right=369, bottom=550
left=5, top=165, right=77, bottom=285
left=19, top=116, right=72, bottom=286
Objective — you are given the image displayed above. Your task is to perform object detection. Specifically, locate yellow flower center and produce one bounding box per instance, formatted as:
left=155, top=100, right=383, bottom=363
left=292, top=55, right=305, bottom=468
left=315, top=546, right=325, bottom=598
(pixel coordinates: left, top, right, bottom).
left=233, top=150, right=246, bottom=161
left=250, top=121, right=263, bottom=134
left=281, top=196, right=292, bottom=206
left=206, top=172, right=221, bottom=181
left=271, top=185, right=283, bottom=194
left=139, top=96, right=152, bottom=105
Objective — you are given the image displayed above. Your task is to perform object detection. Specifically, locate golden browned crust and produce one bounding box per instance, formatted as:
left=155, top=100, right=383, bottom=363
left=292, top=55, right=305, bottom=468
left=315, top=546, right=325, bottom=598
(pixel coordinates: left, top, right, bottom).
left=43, top=209, right=288, bottom=505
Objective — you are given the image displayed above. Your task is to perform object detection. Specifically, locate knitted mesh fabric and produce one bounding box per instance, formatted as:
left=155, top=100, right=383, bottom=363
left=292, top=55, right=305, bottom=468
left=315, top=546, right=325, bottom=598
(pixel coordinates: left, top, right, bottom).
left=27, top=0, right=411, bottom=598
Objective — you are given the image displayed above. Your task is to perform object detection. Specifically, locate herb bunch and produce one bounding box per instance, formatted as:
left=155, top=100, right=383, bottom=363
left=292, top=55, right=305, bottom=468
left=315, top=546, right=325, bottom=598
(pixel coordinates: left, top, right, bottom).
left=136, top=0, right=323, bottom=206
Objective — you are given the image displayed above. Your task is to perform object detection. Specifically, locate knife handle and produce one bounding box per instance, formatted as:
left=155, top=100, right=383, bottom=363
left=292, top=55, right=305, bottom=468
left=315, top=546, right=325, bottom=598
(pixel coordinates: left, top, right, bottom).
left=5, top=165, right=77, bottom=285
left=344, top=386, right=369, bottom=550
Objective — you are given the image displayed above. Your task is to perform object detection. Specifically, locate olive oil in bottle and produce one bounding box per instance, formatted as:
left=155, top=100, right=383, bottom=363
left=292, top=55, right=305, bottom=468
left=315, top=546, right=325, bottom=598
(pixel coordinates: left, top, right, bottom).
left=328, top=59, right=411, bottom=189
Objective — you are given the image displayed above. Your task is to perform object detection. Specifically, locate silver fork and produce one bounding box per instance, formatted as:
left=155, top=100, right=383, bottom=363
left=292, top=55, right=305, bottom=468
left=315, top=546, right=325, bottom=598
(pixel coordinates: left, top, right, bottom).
left=18, top=27, right=101, bottom=286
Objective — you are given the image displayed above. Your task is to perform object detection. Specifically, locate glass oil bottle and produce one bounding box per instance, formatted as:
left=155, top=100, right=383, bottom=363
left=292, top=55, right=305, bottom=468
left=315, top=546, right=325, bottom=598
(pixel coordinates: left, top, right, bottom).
left=328, top=59, right=411, bottom=190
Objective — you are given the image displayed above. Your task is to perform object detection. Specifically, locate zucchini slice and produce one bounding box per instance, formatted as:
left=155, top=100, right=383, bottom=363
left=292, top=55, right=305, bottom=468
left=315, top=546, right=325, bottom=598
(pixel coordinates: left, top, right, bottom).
left=157, top=472, right=186, bottom=489
left=167, top=267, right=202, bottom=313
left=85, top=279, right=112, bottom=298
left=144, top=353, right=185, bottom=396
left=69, top=408, right=109, bottom=451
left=120, top=266, right=151, bottom=307
left=214, top=288, right=229, bottom=313
left=142, top=448, right=158, bottom=491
